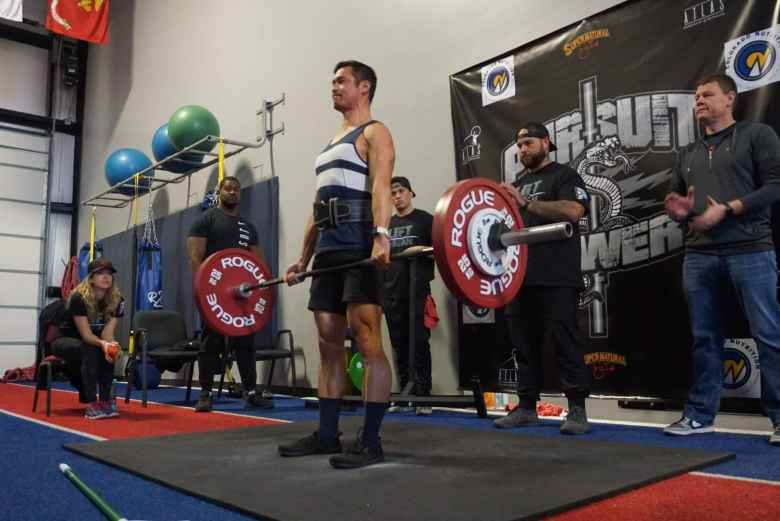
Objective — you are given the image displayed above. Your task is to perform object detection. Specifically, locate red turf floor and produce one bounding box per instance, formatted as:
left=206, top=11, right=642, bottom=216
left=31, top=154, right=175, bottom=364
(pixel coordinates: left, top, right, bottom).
left=547, top=471, right=780, bottom=520
left=0, top=382, right=284, bottom=440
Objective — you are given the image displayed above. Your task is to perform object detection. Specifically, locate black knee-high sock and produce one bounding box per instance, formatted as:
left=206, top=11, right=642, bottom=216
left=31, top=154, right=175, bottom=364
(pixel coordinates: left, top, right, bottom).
left=362, top=401, right=388, bottom=448
left=318, top=397, right=341, bottom=441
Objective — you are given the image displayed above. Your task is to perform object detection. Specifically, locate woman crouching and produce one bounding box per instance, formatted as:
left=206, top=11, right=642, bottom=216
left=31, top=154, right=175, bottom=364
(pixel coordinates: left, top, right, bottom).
left=53, top=258, right=125, bottom=419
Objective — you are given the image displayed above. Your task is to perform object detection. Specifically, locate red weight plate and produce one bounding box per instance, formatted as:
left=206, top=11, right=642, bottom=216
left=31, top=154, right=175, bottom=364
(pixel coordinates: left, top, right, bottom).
left=432, top=178, right=527, bottom=308
left=194, top=248, right=275, bottom=336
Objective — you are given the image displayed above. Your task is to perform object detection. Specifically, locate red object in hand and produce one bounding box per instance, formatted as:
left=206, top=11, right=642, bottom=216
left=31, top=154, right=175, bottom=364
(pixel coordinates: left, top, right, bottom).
left=105, top=343, right=120, bottom=362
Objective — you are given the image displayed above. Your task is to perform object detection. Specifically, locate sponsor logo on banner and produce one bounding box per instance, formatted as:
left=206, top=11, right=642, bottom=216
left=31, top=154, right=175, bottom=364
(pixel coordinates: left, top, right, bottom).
left=462, top=304, right=494, bottom=324
left=502, top=76, right=695, bottom=337
left=563, top=28, right=610, bottom=60
left=497, top=349, right=519, bottom=386
left=461, top=125, right=482, bottom=165
left=683, top=0, right=725, bottom=30
left=724, top=24, right=780, bottom=92
left=480, top=57, right=516, bottom=107
left=584, top=351, right=627, bottom=380
left=722, top=338, right=761, bottom=398
left=147, top=290, right=163, bottom=309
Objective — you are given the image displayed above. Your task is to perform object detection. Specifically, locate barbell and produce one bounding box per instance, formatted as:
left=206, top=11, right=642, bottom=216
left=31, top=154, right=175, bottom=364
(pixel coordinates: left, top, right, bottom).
left=194, top=177, right=574, bottom=336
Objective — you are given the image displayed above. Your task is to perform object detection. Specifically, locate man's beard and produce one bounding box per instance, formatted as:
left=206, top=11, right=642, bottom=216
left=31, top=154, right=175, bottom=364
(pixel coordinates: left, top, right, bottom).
left=521, top=151, right=545, bottom=171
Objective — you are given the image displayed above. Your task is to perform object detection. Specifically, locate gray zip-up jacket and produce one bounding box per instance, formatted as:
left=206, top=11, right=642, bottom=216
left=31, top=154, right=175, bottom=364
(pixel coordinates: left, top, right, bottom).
left=670, top=120, right=780, bottom=254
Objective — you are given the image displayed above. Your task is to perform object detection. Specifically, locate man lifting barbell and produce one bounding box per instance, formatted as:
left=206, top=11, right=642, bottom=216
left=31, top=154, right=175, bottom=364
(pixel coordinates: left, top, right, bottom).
left=277, top=60, right=395, bottom=470
left=189, top=167, right=574, bottom=462
left=187, top=176, right=274, bottom=413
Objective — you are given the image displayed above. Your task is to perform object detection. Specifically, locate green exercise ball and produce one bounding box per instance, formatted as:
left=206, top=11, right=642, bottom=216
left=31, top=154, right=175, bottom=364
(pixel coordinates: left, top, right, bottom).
left=348, top=352, right=364, bottom=391
left=167, top=105, right=220, bottom=153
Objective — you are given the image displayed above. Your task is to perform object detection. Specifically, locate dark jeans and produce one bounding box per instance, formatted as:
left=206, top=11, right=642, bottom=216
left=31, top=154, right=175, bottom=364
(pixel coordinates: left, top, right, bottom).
left=51, top=336, right=113, bottom=404
left=384, top=296, right=431, bottom=395
left=505, top=286, right=590, bottom=407
left=683, top=251, right=780, bottom=426
left=198, top=326, right=256, bottom=394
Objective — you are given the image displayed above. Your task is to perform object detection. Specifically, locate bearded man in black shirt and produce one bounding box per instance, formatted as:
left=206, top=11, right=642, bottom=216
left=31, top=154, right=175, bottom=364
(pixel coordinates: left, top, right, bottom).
left=494, top=122, right=592, bottom=435
left=186, top=176, right=273, bottom=412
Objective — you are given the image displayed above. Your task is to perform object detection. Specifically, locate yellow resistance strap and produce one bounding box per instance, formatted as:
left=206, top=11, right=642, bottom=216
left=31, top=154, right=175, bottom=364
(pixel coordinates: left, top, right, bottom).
left=218, top=138, right=225, bottom=185
left=88, top=208, right=96, bottom=261
left=131, top=174, right=140, bottom=226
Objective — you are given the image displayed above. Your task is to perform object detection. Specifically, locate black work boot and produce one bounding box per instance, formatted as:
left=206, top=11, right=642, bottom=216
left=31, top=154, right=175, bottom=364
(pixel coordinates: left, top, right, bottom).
left=278, top=431, right=342, bottom=457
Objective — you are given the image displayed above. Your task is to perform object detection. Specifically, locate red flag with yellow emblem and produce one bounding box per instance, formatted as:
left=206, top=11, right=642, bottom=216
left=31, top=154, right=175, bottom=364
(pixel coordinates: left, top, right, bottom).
left=46, top=0, right=110, bottom=45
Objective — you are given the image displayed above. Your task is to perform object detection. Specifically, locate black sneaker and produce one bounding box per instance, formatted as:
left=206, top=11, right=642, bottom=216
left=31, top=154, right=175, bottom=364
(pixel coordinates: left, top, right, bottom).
left=278, top=431, right=342, bottom=457
left=243, top=390, right=274, bottom=410
left=493, top=407, right=539, bottom=429
left=330, top=435, right=385, bottom=469
left=194, top=392, right=212, bottom=413
left=560, top=405, right=589, bottom=435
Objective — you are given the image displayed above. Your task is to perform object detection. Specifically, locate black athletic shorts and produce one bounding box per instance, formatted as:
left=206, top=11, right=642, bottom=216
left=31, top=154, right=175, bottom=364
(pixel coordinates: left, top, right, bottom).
left=308, top=250, right=384, bottom=315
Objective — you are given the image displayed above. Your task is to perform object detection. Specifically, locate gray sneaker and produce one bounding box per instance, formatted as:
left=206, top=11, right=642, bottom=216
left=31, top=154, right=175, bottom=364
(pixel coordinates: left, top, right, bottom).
left=560, top=406, right=589, bottom=435
left=493, top=407, right=539, bottom=429
left=388, top=403, right=414, bottom=413
left=770, top=425, right=780, bottom=446
left=663, top=416, right=715, bottom=436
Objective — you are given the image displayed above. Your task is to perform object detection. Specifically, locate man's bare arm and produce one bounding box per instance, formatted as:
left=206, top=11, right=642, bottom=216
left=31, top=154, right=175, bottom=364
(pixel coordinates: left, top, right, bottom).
left=365, top=123, right=395, bottom=267
left=186, top=236, right=207, bottom=285
left=526, top=200, right=585, bottom=223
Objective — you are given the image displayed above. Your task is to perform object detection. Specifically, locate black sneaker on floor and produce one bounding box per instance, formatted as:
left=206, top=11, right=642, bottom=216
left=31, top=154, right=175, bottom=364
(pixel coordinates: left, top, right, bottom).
left=560, top=405, right=589, bottom=435
left=330, top=435, right=385, bottom=469
left=278, top=431, right=342, bottom=457
left=194, top=392, right=212, bottom=413
left=243, top=391, right=274, bottom=410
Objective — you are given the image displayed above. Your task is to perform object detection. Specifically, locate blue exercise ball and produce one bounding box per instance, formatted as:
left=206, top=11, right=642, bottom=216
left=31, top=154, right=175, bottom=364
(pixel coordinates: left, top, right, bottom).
left=104, top=148, right=154, bottom=196
left=151, top=124, right=204, bottom=173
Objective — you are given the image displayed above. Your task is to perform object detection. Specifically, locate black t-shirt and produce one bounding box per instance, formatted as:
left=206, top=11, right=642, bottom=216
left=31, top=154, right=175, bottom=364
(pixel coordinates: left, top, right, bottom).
left=59, top=292, right=126, bottom=339
left=512, top=162, right=589, bottom=287
left=385, top=209, right=435, bottom=299
left=188, top=207, right=259, bottom=257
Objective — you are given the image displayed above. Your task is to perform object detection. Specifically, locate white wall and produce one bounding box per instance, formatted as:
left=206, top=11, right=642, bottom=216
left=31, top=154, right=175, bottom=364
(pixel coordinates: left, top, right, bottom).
left=79, top=0, right=626, bottom=392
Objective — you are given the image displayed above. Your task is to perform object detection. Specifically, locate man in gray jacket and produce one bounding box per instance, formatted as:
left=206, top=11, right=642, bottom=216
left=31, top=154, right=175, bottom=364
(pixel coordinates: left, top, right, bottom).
left=664, top=72, right=780, bottom=445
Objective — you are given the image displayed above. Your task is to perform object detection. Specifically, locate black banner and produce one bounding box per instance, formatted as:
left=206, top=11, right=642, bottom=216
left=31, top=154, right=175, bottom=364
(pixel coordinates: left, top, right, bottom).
left=451, top=0, right=780, bottom=399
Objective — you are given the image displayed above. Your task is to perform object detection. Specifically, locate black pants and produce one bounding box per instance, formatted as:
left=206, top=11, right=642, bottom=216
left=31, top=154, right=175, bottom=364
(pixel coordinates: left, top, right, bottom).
left=505, top=286, right=590, bottom=406
left=384, top=295, right=432, bottom=395
left=51, top=337, right=113, bottom=404
left=198, top=326, right=256, bottom=394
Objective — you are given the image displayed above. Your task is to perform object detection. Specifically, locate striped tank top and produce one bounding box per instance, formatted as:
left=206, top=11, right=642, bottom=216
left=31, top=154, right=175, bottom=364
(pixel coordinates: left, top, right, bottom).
left=314, top=120, right=377, bottom=253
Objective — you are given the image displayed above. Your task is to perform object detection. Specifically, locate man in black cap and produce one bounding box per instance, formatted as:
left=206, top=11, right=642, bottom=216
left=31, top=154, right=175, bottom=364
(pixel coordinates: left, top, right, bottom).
left=495, top=122, right=592, bottom=434
left=384, top=176, right=435, bottom=414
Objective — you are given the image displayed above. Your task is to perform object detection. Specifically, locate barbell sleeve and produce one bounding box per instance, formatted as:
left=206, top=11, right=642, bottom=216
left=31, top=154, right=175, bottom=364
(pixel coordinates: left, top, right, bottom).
left=488, top=221, right=573, bottom=251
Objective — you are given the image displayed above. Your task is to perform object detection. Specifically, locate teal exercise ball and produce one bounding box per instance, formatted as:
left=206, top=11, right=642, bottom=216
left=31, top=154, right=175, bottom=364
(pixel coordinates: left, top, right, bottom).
left=104, top=148, right=153, bottom=196
left=151, top=124, right=204, bottom=173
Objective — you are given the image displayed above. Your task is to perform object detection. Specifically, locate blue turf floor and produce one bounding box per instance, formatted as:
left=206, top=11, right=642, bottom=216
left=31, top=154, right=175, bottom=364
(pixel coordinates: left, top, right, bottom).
left=3, top=382, right=778, bottom=521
